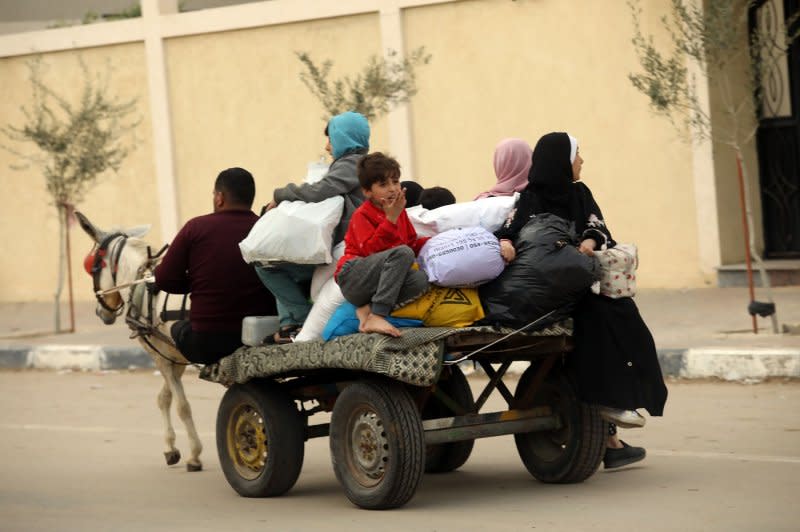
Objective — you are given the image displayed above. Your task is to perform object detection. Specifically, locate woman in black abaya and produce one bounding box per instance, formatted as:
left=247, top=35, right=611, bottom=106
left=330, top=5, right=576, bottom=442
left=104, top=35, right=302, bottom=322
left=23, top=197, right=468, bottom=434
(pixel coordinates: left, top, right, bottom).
left=496, top=132, right=668, bottom=469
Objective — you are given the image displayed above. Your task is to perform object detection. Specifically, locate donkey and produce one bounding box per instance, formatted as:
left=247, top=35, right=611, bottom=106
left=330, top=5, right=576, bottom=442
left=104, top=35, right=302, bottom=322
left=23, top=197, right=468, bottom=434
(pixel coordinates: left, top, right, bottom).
left=75, top=211, right=203, bottom=472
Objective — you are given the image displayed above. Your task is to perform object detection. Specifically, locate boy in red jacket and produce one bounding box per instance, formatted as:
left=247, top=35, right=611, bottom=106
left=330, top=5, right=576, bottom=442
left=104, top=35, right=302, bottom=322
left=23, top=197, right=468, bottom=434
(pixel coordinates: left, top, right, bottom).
left=335, top=153, right=430, bottom=337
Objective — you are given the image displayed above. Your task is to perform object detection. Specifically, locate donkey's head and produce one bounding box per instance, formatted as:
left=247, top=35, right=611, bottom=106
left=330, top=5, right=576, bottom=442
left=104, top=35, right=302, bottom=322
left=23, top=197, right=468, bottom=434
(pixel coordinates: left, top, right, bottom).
left=75, top=211, right=151, bottom=325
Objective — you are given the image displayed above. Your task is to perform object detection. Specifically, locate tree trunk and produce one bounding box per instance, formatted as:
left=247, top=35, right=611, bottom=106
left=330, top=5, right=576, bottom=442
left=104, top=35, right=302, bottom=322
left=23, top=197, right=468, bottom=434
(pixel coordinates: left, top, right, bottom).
left=54, top=203, right=66, bottom=333
left=64, top=204, right=75, bottom=333
left=734, top=145, right=779, bottom=334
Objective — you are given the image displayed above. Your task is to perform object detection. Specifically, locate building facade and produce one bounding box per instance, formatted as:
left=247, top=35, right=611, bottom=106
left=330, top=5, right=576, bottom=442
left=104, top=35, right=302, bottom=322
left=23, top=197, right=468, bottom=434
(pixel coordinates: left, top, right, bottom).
left=0, top=0, right=795, bottom=301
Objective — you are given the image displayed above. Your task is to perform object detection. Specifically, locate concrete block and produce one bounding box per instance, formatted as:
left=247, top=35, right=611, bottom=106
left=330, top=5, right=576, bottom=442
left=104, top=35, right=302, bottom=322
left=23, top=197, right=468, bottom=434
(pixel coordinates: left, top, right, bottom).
left=680, top=348, right=800, bottom=381
left=27, top=345, right=105, bottom=371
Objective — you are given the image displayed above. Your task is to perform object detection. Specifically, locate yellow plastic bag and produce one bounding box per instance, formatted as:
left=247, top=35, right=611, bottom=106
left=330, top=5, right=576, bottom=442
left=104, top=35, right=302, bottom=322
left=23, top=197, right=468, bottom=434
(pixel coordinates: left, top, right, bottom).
left=392, top=286, right=484, bottom=327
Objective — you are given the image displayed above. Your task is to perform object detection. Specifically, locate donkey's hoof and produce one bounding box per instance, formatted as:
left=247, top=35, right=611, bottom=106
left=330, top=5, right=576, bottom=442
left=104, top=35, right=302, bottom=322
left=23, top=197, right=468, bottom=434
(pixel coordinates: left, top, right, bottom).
left=186, top=462, right=203, bottom=472
left=164, top=450, right=181, bottom=466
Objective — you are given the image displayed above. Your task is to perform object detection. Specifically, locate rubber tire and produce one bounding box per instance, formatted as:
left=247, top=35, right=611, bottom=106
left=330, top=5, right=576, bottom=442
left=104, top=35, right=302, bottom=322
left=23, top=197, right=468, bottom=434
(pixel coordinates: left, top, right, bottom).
left=330, top=379, right=425, bottom=510
left=423, top=365, right=476, bottom=473
left=216, top=381, right=305, bottom=497
left=513, top=365, right=606, bottom=483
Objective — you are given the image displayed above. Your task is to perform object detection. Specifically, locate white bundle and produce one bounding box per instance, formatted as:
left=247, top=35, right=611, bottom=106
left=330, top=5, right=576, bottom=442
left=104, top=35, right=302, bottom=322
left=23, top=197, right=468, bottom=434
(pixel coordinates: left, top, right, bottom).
left=239, top=196, right=344, bottom=265
left=407, top=194, right=517, bottom=237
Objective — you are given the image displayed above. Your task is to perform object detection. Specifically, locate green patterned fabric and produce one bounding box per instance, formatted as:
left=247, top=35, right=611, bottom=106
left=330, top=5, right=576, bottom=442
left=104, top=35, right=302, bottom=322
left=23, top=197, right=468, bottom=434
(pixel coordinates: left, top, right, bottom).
left=200, top=322, right=572, bottom=387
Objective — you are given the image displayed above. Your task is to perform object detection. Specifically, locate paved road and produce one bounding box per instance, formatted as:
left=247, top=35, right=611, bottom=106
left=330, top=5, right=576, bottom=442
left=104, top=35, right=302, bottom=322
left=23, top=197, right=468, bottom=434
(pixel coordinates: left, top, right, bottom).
left=1, top=371, right=798, bottom=531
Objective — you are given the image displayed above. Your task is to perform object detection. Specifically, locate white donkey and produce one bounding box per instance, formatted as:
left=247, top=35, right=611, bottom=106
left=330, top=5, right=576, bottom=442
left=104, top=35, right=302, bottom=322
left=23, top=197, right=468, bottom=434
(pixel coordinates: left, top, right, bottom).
left=75, top=211, right=203, bottom=472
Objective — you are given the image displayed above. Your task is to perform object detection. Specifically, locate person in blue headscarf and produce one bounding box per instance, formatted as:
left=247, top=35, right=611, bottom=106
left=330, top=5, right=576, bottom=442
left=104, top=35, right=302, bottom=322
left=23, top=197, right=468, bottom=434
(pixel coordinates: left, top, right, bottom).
left=257, top=111, right=370, bottom=343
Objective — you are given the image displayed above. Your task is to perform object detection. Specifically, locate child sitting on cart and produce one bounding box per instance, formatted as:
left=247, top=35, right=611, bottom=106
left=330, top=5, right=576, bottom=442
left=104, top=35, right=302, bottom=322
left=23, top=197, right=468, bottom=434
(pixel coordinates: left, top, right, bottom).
left=334, top=152, right=431, bottom=337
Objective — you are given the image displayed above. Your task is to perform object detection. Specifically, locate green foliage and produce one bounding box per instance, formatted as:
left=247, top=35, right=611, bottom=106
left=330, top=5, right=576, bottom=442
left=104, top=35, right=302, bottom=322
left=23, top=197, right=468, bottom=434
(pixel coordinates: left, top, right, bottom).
left=296, top=47, right=432, bottom=121
left=82, top=4, right=141, bottom=24
left=629, top=24, right=689, bottom=113
left=79, top=2, right=188, bottom=25
left=628, top=0, right=799, bottom=144
left=629, top=0, right=800, bottom=320
left=49, top=2, right=190, bottom=28
left=1, top=56, right=140, bottom=208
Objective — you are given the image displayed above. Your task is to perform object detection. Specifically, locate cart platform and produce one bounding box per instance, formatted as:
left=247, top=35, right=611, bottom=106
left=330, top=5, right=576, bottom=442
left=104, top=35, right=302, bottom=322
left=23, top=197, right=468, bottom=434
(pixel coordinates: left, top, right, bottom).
left=199, top=321, right=573, bottom=387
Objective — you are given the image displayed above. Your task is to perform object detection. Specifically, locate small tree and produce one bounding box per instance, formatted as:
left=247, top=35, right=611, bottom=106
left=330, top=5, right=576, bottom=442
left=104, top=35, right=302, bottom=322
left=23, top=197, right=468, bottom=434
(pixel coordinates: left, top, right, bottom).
left=628, top=0, right=799, bottom=333
left=296, top=47, right=431, bottom=121
left=2, top=56, right=139, bottom=333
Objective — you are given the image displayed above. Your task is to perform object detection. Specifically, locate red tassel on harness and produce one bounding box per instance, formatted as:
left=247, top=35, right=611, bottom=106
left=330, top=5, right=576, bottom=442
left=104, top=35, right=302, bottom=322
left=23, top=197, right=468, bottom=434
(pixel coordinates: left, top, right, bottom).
left=84, top=249, right=107, bottom=275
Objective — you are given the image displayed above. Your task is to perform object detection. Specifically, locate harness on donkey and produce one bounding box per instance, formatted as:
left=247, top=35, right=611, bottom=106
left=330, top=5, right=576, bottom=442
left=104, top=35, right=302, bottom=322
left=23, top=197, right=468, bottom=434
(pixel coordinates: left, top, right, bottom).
left=88, top=233, right=192, bottom=366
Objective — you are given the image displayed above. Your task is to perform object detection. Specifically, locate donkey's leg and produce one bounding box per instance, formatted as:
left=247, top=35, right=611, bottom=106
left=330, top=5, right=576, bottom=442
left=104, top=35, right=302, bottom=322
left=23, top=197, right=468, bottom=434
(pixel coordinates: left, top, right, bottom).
left=154, top=356, right=181, bottom=466
left=165, top=362, right=204, bottom=472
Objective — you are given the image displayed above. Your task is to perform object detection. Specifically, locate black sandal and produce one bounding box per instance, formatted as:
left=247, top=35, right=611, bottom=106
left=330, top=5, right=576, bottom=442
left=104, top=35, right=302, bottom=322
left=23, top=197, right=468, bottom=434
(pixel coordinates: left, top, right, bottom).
left=273, top=325, right=301, bottom=345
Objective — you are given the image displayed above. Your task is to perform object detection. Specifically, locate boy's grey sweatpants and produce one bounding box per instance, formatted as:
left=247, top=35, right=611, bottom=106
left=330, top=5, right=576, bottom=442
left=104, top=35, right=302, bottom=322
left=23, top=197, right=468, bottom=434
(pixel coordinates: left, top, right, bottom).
left=337, top=245, right=429, bottom=317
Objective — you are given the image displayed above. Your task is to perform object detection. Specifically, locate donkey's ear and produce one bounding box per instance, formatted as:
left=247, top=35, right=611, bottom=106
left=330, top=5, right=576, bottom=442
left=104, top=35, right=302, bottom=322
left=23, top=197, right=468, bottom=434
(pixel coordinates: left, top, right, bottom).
left=74, top=211, right=107, bottom=243
left=125, top=224, right=151, bottom=239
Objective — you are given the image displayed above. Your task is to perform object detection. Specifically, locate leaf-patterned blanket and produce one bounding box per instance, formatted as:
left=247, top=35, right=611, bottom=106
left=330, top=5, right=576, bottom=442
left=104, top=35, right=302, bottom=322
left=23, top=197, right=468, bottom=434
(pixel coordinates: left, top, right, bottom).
left=200, top=322, right=572, bottom=388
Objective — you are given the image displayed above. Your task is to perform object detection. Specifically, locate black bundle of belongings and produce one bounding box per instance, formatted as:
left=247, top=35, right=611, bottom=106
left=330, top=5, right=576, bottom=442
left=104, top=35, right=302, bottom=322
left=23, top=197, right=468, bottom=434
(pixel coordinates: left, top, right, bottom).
left=479, top=213, right=601, bottom=328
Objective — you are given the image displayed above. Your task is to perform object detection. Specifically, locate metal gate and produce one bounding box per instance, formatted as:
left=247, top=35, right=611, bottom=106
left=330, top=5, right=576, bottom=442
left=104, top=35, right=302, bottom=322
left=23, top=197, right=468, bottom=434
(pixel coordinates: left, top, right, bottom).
left=751, top=0, right=800, bottom=257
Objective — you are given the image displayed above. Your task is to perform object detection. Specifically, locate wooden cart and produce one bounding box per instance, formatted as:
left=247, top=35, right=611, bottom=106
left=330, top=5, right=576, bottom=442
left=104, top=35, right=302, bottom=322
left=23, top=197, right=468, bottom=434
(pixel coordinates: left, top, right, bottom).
left=200, top=323, right=607, bottom=510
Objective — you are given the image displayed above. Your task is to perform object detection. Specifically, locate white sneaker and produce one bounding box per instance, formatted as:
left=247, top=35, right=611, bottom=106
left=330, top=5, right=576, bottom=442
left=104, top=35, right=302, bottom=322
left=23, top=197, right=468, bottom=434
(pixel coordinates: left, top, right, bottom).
left=598, top=407, right=646, bottom=428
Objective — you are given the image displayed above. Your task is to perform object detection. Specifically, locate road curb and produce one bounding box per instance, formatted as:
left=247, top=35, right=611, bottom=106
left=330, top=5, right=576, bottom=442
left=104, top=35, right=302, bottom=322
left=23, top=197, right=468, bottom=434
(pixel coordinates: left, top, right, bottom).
left=0, top=344, right=799, bottom=380
left=677, top=347, right=800, bottom=381
left=462, top=349, right=800, bottom=381
left=0, top=344, right=153, bottom=370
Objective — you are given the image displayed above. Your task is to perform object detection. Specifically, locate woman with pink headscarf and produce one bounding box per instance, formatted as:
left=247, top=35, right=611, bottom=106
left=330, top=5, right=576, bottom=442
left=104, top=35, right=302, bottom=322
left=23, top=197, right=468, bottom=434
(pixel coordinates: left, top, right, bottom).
left=474, top=138, right=532, bottom=200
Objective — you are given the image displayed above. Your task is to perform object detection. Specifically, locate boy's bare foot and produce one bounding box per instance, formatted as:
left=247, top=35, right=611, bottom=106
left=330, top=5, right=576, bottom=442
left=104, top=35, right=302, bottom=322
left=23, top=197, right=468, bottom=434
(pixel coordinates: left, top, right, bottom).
left=356, top=305, right=371, bottom=330
left=360, top=313, right=401, bottom=337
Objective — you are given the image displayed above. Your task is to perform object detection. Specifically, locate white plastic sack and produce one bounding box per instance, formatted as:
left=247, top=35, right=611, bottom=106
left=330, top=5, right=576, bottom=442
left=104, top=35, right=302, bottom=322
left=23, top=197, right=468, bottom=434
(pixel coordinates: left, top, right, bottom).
left=407, top=195, right=517, bottom=237
left=417, top=227, right=505, bottom=287
left=293, top=277, right=345, bottom=342
left=310, top=241, right=345, bottom=302
left=304, top=158, right=330, bottom=184
left=239, top=196, right=344, bottom=265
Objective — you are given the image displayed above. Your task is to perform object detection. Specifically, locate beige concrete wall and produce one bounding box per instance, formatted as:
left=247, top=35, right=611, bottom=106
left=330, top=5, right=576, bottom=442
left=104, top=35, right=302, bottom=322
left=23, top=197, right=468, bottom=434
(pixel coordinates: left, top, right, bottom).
left=0, top=44, right=158, bottom=302
left=1, top=0, right=737, bottom=302
left=404, top=0, right=706, bottom=288
left=165, top=13, right=389, bottom=222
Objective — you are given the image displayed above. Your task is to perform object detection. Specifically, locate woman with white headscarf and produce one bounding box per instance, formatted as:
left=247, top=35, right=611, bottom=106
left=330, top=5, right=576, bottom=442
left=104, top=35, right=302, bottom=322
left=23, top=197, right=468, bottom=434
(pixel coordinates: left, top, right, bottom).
left=495, top=132, right=667, bottom=470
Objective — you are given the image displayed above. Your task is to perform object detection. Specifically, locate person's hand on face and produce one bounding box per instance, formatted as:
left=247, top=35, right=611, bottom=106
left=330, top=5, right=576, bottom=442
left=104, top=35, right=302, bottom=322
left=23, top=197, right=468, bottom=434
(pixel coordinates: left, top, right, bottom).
left=382, top=186, right=406, bottom=223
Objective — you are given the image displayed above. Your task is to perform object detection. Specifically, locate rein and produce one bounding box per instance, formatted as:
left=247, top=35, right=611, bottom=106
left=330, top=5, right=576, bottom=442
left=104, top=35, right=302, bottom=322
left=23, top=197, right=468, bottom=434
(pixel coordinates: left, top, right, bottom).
left=123, top=245, right=193, bottom=366
left=96, top=276, right=154, bottom=297
left=92, top=237, right=192, bottom=366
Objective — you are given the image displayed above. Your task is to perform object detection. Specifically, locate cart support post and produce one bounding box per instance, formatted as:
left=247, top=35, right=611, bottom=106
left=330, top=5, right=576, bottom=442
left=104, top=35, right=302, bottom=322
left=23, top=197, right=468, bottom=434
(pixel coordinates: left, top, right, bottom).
left=423, top=406, right=559, bottom=445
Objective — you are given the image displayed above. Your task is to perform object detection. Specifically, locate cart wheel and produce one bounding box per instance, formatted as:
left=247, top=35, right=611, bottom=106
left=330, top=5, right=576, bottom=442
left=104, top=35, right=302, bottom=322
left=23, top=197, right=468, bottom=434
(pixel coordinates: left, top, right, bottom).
left=423, top=365, right=475, bottom=473
left=514, top=365, right=605, bottom=483
left=330, top=379, right=425, bottom=509
left=216, top=381, right=304, bottom=497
